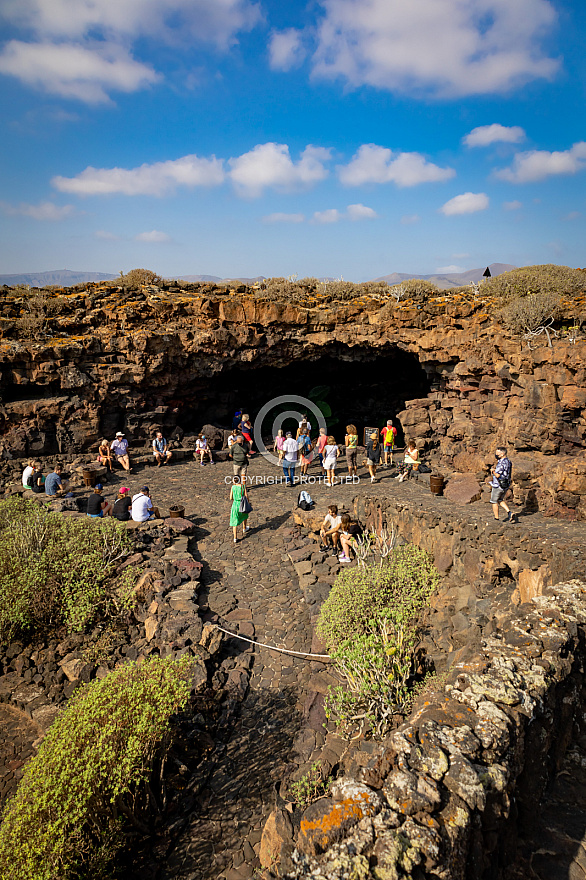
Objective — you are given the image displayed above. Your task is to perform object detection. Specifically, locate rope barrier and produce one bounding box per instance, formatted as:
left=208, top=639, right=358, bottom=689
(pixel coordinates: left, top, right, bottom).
left=212, top=624, right=331, bottom=659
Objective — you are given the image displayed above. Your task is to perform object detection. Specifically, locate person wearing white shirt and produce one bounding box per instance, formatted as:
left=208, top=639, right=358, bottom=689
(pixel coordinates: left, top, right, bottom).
left=111, top=432, right=131, bottom=472
left=22, top=461, right=35, bottom=487
left=282, top=432, right=299, bottom=487
left=131, top=487, right=160, bottom=522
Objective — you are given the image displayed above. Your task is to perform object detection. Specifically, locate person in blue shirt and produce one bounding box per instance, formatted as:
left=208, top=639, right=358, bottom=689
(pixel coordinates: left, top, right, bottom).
left=490, top=447, right=516, bottom=523
left=152, top=432, right=172, bottom=467
left=45, top=466, right=65, bottom=496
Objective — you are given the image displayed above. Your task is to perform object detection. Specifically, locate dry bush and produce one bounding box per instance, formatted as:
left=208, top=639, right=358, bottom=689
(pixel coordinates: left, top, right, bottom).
left=486, top=264, right=586, bottom=301
left=14, top=291, right=63, bottom=338
left=118, top=268, right=162, bottom=289
left=501, top=291, right=561, bottom=334
left=389, top=278, right=439, bottom=301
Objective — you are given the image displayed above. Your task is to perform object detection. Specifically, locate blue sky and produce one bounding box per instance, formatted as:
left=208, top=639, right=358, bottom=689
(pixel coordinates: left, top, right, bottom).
left=0, top=0, right=585, bottom=280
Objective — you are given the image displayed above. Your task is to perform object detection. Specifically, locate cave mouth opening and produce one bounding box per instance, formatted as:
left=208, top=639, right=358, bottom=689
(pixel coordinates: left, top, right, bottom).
left=189, top=344, right=431, bottom=445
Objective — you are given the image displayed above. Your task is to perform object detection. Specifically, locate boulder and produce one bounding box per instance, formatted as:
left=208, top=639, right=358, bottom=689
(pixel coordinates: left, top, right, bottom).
left=444, top=473, right=482, bottom=505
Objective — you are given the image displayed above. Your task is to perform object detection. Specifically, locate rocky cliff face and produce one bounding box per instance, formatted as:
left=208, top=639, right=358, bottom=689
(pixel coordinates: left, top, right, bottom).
left=0, top=282, right=585, bottom=516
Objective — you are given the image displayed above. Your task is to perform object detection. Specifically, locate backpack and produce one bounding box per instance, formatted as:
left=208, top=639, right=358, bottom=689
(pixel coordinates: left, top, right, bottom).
left=297, top=490, right=314, bottom=511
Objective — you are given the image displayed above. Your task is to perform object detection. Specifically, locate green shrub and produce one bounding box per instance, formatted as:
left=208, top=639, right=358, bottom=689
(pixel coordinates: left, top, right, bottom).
left=0, top=498, right=133, bottom=644
left=500, top=291, right=561, bottom=335
left=289, top=762, right=332, bottom=807
left=317, top=545, right=438, bottom=738
left=0, top=656, right=193, bottom=880
left=317, top=544, right=438, bottom=649
left=486, top=264, right=586, bottom=301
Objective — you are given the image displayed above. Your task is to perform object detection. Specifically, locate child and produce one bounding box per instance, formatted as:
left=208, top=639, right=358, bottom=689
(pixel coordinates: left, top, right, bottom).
left=274, top=429, right=286, bottom=461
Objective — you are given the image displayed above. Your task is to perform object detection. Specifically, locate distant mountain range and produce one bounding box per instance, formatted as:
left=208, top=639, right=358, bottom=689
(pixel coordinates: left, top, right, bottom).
left=371, top=263, right=516, bottom=290
left=0, top=269, right=118, bottom=287
left=0, top=264, right=516, bottom=289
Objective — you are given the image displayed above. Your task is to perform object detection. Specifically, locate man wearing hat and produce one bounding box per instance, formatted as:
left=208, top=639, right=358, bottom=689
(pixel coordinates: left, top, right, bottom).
left=111, top=431, right=131, bottom=472
left=131, top=486, right=160, bottom=522
left=86, top=483, right=112, bottom=518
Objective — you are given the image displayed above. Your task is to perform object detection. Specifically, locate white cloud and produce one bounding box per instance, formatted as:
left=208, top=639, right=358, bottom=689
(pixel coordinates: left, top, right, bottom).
left=0, top=199, right=75, bottom=220
left=338, top=144, right=455, bottom=187
left=263, top=212, right=305, bottom=223
left=228, top=143, right=331, bottom=197
left=495, top=142, right=586, bottom=183
left=440, top=192, right=489, bottom=216
left=269, top=28, right=306, bottom=71
left=436, top=264, right=466, bottom=273
left=312, top=0, right=559, bottom=97
left=134, top=230, right=170, bottom=242
left=463, top=124, right=526, bottom=147
left=503, top=200, right=522, bottom=211
left=563, top=211, right=581, bottom=221
left=0, top=0, right=261, bottom=101
left=95, top=229, right=120, bottom=239
left=312, top=209, right=341, bottom=224
left=0, top=0, right=261, bottom=49
left=0, top=40, right=159, bottom=102
left=53, top=154, right=225, bottom=195
left=346, top=203, right=378, bottom=220
left=400, top=214, right=420, bottom=225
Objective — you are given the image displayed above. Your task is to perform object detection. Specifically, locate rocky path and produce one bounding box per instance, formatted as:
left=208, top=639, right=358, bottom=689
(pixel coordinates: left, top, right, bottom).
left=119, top=460, right=318, bottom=880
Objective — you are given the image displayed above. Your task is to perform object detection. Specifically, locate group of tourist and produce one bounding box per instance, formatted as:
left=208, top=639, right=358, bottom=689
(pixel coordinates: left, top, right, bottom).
left=22, top=462, right=67, bottom=496
left=97, top=431, right=173, bottom=474
left=269, top=417, right=412, bottom=487
left=86, top=483, right=160, bottom=522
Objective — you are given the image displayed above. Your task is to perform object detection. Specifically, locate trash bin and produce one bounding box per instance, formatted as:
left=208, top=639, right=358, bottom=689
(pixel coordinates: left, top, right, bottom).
left=169, top=505, right=185, bottom=519
left=429, top=475, right=444, bottom=496
left=82, top=469, right=96, bottom=488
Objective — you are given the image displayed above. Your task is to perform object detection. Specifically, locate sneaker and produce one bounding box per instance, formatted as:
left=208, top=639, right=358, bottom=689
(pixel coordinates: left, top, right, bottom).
left=339, top=555, right=351, bottom=563
left=370, top=476, right=375, bottom=483
left=506, top=512, right=517, bottom=523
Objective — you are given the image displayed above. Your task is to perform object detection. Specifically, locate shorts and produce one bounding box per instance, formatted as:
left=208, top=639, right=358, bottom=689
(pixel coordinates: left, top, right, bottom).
left=324, top=459, right=336, bottom=470
left=87, top=512, right=103, bottom=518
left=346, top=449, right=357, bottom=467
left=490, top=486, right=505, bottom=504
left=367, top=459, right=378, bottom=467
left=233, top=464, right=247, bottom=477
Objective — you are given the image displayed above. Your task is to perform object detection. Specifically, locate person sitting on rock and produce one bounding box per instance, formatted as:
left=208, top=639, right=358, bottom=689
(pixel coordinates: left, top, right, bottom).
left=397, top=439, right=419, bottom=482
left=22, top=460, right=36, bottom=487
left=86, top=483, right=112, bottom=518
left=153, top=431, right=172, bottom=467
left=97, top=439, right=113, bottom=473
left=131, top=486, right=160, bottom=522
left=338, top=514, right=356, bottom=563
left=195, top=433, right=214, bottom=465
left=112, top=487, right=132, bottom=521
left=31, top=464, right=45, bottom=494
left=320, top=504, right=341, bottom=554
left=111, top=432, right=131, bottom=472
left=45, top=465, right=66, bottom=496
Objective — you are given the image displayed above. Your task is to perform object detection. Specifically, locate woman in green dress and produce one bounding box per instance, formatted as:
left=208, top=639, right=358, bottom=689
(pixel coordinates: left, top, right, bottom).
left=229, top=476, right=250, bottom=543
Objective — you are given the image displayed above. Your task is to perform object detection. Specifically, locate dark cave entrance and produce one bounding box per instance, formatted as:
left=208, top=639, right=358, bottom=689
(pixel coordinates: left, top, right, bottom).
left=189, top=345, right=431, bottom=445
